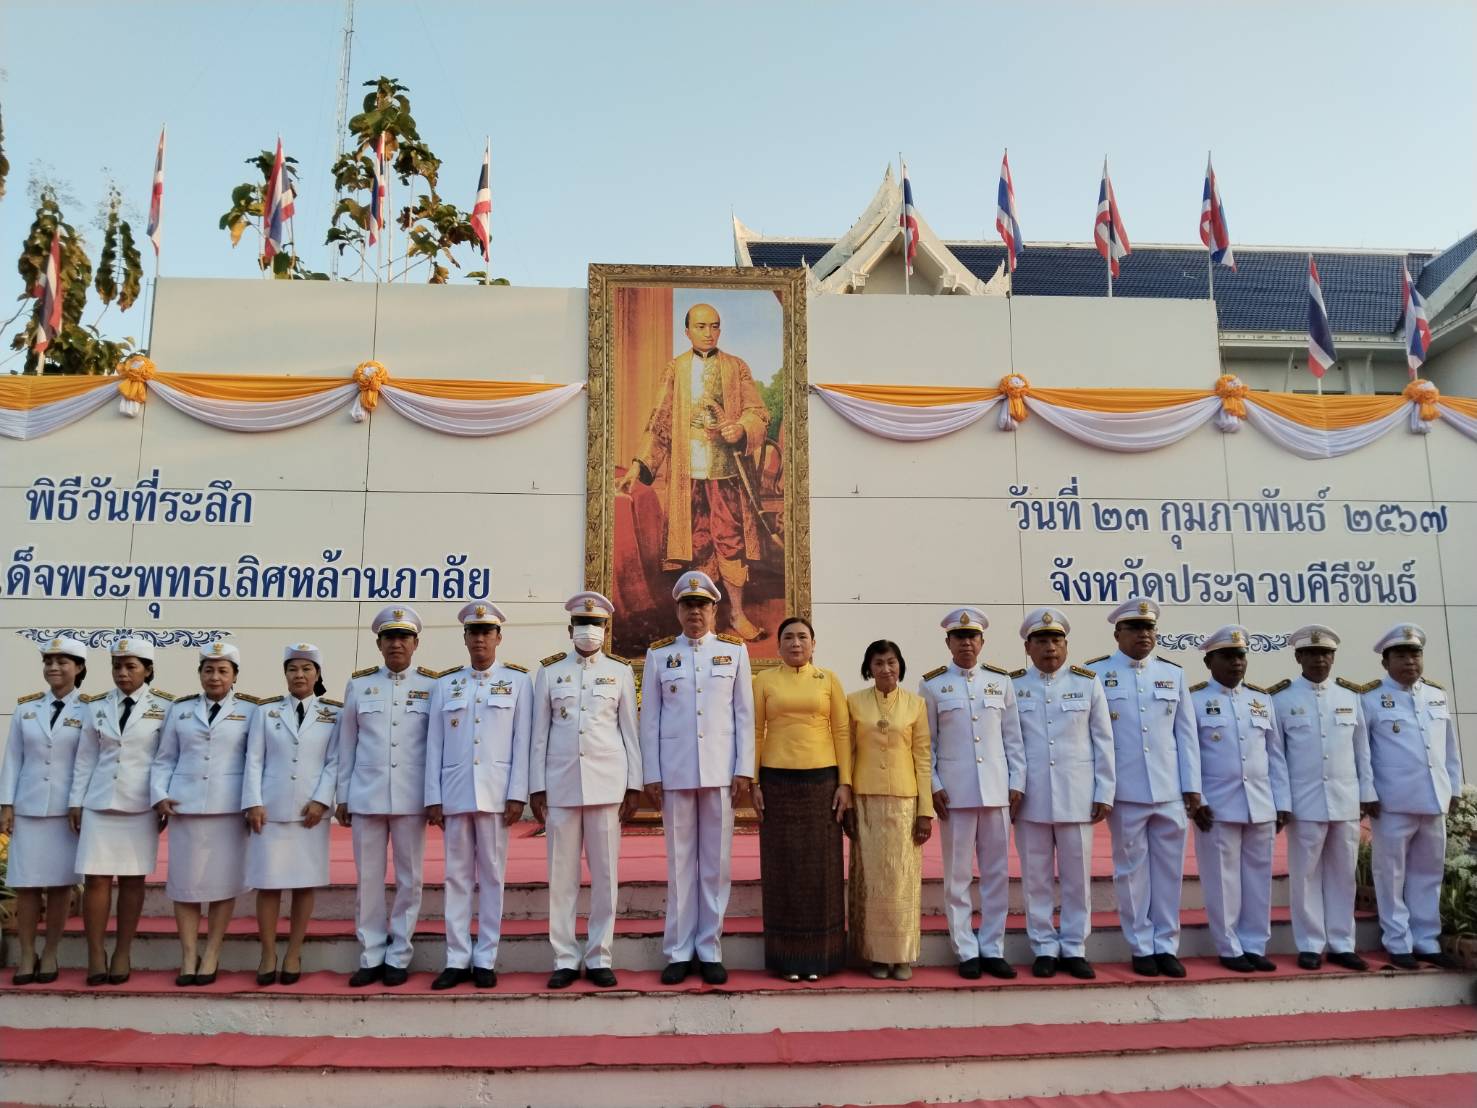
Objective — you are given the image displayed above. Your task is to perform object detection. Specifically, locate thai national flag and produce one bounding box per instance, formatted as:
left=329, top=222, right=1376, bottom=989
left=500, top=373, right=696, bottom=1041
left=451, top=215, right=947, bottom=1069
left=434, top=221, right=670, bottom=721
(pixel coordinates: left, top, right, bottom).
left=1094, top=159, right=1131, bottom=277
left=1307, top=255, right=1337, bottom=378
left=899, top=164, right=919, bottom=276
left=261, top=138, right=288, bottom=262
left=368, top=132, right=387, bottom=248
left=146, top=126, right=165, bottom=256
left=996, top=150, right=1023, bottom=274
left=471, top=141, right=492, bottom=262
left=32, top=229, right=63, bottom=354
left=1402, top=262, right=1432, bottom=378
left=1199, top=154, right=1234, bottom=269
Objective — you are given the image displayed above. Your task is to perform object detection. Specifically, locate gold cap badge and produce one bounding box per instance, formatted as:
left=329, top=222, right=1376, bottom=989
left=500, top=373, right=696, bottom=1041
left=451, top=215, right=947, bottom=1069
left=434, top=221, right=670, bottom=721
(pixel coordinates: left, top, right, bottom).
left=393, top=609, right=405, bottom=620
left=1041, top=612, right=1056, bottom=627
left=475, top=604, right=487, bottom=618
left=584, top=598, right=595, bottom=612
left=1138, top=601, right=1150, bottom=615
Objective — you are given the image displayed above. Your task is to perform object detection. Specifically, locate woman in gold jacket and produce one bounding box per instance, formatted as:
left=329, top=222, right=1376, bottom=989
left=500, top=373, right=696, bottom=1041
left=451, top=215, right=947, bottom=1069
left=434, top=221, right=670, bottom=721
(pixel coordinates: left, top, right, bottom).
left=845, top=640, right=933, bottom=979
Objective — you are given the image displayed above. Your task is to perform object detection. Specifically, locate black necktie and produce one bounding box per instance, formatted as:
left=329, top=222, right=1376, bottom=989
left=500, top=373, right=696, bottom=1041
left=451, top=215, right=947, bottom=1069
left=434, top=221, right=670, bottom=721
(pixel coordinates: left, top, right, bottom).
left=208, top=702, right=220, bottom=723
left=296, top=701, right=306, bottom=726
left=49, top=699, right=65, bottom=728
left=118, top=696, right=135, bottom=730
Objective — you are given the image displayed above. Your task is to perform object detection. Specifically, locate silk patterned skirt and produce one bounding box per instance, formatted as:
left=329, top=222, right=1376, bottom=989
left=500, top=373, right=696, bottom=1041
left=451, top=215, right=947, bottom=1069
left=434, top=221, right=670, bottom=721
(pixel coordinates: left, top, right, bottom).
left=847, top=794, right=922, bottom=964
left=758, top=766, right=846, bottom=977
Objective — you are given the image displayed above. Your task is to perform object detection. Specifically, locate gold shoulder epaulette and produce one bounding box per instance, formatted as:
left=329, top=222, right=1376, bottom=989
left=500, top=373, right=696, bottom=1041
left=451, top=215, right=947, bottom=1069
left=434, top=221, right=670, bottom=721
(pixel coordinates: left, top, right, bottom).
left=716, top=633, right=745, bottom=645
left=981, top=662, right=1011, bottom=676
left=256, top=694, right=284, bottom=705
left=153, top=689, right=176, bottom=701
left=427, top=665, right=464, bottom=679
left=235, top=693, right=263, bottom=705
left=1422, top=677, right=1445, bottom=690
left=1157, top=655, right=1182, bottom=668
left=650, top=635, right=677, bottom=650
left=1084, top=655, right=1110, bottom=666
left=541, top=652, right=567, bottom=667
left=15, top=690, right=44, bottom=705
left=607, top=654, right=632, bottom=666
left=1010, top=667, right=1027, bottom=679
left=502, top=662, right=528, bottom=674
left=352, top=665, right=379, bottom=679
left=1266, top=679, right=1293, bottom=695
left=1070, top=665, right=1096, bottom=679
left=1334, top=677, right=1362, bottom=694
left=320, top=697, right=344, bottom=708
left=173, top=692, right=198, bottom=703
left=922, top=665, right=948, bottom=681
left=82, top=691, right=109, bottom=703
left=1244, top=683, right=1268, bottom=695
left=1362, top=679, right=1382, bottom=694
left=416, top=665, right=446, bottom=679
left=1189, top=681, right=1208, bottom=692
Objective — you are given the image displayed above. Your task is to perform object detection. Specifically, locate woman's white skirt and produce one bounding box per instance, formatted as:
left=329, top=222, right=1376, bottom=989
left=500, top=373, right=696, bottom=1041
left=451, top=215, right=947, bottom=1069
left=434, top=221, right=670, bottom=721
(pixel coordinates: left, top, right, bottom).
left=76, top=809, right=160, bottom=877
left=166, top=813, right=248, bottom=903
left=245, top=819, right=330, bottom=890
left=8, top=814, right=80, bottom=888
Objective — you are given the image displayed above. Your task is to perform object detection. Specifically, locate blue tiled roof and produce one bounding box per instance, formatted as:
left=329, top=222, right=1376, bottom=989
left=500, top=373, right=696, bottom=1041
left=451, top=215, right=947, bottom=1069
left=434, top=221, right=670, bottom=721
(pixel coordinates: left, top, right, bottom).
left=1416, top=230, right=1477, bottom=298
left=747, top=240, right=1446, bottom=335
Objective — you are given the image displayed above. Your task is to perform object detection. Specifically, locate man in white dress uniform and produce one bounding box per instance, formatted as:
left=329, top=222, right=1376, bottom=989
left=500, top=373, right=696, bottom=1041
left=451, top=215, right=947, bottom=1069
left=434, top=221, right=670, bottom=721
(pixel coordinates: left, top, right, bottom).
left=530, top=591, right=642, bottom=989
left=921, top=607, right=1025, bottom=980
left=640, top=571, right=755, bottom=986
left=1085, top=598, right=1202, bottom=979
left=1188, top=625, right=1290, bottom=973
left=1010, top=608, right=1115, bottom=980
left=335, top=605, right=438, bottom=988
left=425, top=601, right=532, bottom=991
left=1268, top=624, right=1374, bottom=971
left=1361, top=624, right=1463, bottom=970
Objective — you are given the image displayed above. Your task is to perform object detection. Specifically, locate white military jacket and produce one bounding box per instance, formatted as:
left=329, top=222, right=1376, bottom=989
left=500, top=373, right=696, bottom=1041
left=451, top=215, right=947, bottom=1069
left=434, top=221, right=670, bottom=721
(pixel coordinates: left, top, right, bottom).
left=334, top=664, right=437, bottom=816
left=639, top=632, right=755, bottom=790
left=70, top=684, right=175, bottom=813
left=1269, top=675, right=1374, bottom=822
left=1189, top=680, right=1290, bottom=824
left=531, top=650, right=641, bottom=807
left=151, top=690, right=256, bottom=815
left=242, top=693, right=341, bottom=821
left=1012, top=664, right=1115, bottom=824
left=1085, top=651, right=1200, bottom=805
left=1, top=688, right=85, bottom=816
left=1361, top=675, right=1464, bottom=815
left=921, top=662, right=1025, bottom=809
left=425, top=660, right=532, bottom=815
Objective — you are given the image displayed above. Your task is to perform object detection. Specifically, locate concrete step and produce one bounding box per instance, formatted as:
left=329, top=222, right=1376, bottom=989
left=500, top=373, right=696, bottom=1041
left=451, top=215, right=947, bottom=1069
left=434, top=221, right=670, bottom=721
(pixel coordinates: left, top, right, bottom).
left=4, top=1004, right=1473, bottom=1107
left=1, top=959, right=1468, bottom=1039
left=46, top=908, right=1378, bottom=975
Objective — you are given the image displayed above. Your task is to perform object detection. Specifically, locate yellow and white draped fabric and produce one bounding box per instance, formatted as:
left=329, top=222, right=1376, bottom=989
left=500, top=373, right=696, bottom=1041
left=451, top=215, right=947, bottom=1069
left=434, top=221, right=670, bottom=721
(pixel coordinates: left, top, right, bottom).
left=0, top=357, right=583, bottom=440
left=814, top=375, right=1477, bottom=459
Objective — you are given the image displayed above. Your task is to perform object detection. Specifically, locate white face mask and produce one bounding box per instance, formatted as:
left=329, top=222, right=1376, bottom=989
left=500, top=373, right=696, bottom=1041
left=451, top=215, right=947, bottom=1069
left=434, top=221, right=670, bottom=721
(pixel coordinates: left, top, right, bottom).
left=571, top=625, right=606, bottom=652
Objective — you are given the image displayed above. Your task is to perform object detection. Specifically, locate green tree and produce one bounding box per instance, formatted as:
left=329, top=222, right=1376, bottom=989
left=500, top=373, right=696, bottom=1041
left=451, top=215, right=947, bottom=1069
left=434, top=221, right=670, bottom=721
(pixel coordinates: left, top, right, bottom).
left=218, top=150, right=326, bottom=280
left=94, top=184, right=145, bottom=315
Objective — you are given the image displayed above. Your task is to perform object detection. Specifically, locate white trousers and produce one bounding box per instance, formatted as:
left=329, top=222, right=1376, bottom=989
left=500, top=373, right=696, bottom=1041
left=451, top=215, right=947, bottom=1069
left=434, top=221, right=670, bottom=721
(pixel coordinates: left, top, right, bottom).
left=442, top=812, right=511, bottom=970
left=661, top=787, right=733, bottom=963
left=1195, top=820, right=1275, bottom=958
left=351, top=814, right=426, bottom=970
left=1015, top=820, right=1094, bottom=958
left=1371, top=810, right=1446, bottom=955
left=1286, top=817, right=1359, bottom=954
left=1109, top=800, right=1186, bottom=957
left=546, top=804, right=621, bottom=970
left=939, top=805, right=1011, bottom=961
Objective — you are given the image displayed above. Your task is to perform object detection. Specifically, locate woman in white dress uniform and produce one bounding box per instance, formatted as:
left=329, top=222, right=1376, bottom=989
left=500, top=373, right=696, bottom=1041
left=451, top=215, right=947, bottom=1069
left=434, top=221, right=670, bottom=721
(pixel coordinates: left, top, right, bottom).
left=69, top=635, right=175, bottom=986
left=151, top=641, right=255, bottom=986
left=243, top=643, right=341, bottom=986
left=1, top=635, right=88, bottom=984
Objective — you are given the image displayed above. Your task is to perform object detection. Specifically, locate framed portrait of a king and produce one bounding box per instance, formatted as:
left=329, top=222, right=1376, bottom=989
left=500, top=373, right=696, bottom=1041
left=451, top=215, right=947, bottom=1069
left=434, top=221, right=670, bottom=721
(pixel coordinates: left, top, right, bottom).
left=586, top=264, right=810, bottom=664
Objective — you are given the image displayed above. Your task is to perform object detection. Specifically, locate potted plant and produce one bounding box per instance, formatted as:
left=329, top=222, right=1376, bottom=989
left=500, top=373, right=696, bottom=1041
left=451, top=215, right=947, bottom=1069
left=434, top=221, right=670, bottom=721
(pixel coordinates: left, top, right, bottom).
left=1355, top=835, right=1377, bottom=913
left=1439, top=785, right=1477, bottom=968
left=0, top=831, right=14, bottom=967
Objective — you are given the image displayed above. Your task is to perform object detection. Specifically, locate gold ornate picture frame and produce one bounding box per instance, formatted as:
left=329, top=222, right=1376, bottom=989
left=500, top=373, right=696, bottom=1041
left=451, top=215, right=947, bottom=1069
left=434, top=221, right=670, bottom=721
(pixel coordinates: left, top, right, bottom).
left=586, top=263, right=810, bottom=666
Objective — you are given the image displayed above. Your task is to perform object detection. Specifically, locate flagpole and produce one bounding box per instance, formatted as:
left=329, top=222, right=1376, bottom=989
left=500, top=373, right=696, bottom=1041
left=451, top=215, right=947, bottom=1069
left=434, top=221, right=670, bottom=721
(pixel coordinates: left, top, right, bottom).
left=899, top=152, right=909, bottom=296
left=483, top=137, right=491, bottom=287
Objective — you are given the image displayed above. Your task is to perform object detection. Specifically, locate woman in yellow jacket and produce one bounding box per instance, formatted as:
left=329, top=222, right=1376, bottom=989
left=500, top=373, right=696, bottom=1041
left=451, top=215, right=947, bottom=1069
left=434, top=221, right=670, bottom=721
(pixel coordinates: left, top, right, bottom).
left=752, top=616, right=851, bottom=980
left=845, top=640, right=933, bottom=980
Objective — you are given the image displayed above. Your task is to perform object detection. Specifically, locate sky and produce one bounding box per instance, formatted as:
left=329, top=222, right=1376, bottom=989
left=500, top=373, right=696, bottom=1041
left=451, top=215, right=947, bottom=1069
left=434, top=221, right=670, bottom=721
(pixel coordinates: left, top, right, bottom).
left=1, top=0, right=1473, bottom=365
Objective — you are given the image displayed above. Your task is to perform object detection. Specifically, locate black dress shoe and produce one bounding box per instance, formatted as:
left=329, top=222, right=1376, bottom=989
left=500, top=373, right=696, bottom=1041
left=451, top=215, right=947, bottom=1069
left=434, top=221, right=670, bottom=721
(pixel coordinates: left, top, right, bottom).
left=1219, top=955, right=1256, bottom=973
left=85, top=972, right=109, bottom=987
left=472, top=967, right=497, bottom=989
left=957, top=957, right=983, bottom=980
left=979, top=957, right=1017, bottom=979
left=1031, top=955, right=1058, bottom=978
left=660, top=961, right=691, bottom=985
left=698, top=961, right=728, bottom=985
left=12, top=971, right=36, bottom=986
left=1296, top=951, right=1323, bottom=970
left=1415, top=950, right=1461, bottom=970
left=256, top=970, right=279, bottom=986
left=1060, top=957, right=1096, bottom=980
left=1154, top=953, right=1186, bottom=978
left=1386, top=951, right=1420, bottom=970
left=585, top=967, right=618, bottom=988
left=348, top=964, right=385, bottom=988
left=192, top=971, right=216, bottom=987
left=108, top=971, right=133, bottom=986
left=1327, top=950, right=1368, bottom=972
left=382, top=966, right=409, bottom=987
left=431, top=967, right=471, bottom=991
left=174, top=973, right=196, bottom=987
left=1246, top=953, right=1276, bottom=972
left=547, top=968, right=580, bottom=989
left=278, top=970, right=301, bottom=986
left=1130, top=955, right=1160, bottom=977
left=35, top=968, right=59, bottom=984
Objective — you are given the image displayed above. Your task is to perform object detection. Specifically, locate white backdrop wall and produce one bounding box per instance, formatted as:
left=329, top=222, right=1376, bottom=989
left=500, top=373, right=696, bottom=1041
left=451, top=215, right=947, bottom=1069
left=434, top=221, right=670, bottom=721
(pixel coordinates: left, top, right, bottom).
left=2, top=280, right=1472, bottom=777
